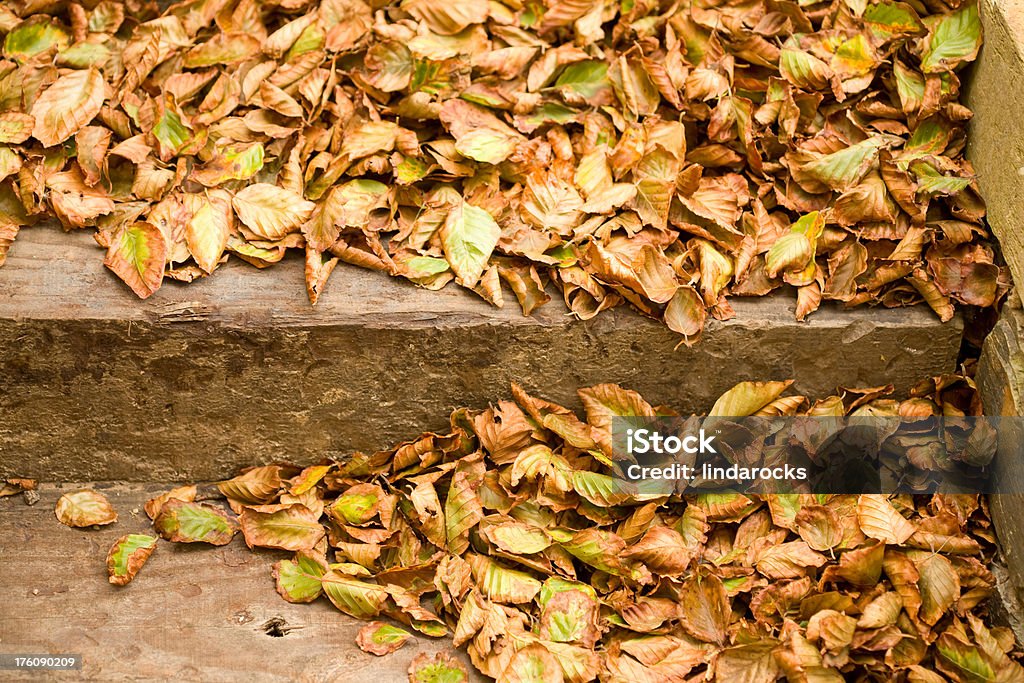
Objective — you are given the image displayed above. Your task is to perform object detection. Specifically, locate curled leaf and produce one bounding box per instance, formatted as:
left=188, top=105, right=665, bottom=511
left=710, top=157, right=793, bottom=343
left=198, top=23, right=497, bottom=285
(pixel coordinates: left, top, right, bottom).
left=107, top=534, right=158, bottom=586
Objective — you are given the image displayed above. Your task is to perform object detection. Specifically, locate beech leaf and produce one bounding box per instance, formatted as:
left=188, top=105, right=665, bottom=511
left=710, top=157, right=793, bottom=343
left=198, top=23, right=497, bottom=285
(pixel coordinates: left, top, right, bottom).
left=104, top=222, right=166, bottom=299
left=107, top=534, right=158, bottom=586
left=31, top=68, right=106, bottom=147
left=55, top=490, right=118, bottom=527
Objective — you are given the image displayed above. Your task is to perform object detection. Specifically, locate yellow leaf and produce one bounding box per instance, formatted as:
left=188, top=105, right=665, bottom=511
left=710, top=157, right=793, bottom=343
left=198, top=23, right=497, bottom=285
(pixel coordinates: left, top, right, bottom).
left=184, top=191, right=232, bottom=274
left=857, top=495, right=916, bottom=544
left=232, top=183, right=315, bottom=240
left=31, top=68, right=107, bottom=147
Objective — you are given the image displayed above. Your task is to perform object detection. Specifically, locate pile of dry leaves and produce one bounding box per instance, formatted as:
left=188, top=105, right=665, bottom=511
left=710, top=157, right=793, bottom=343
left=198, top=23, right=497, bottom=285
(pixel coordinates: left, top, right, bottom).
left=0, top=0, right=1007, bottom=340
left=55, top=372, right=1023, bottom=681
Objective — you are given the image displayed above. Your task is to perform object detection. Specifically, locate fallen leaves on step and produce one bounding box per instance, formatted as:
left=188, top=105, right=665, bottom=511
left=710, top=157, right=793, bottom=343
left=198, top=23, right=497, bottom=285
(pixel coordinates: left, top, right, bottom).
left=0, top=0, right=1007, bottom=338
left=81, top=366, right=1020, bottom=682
left=0, top=478, right=36, bottom=498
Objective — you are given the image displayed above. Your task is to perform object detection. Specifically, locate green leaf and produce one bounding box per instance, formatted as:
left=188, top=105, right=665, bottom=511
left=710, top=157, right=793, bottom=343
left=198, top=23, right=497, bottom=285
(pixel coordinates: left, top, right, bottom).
left=57, top=40, right=112, bottom=68
left=765, top=232, right=812, bottom=279
left=483, top=519, right=552, bottom=555
left=572, top=471, right=631, bottom=508
left=539, top=578, right=597, bottom=607
left=273, top=551, right=328, bottom=603
left=906, top=119, right=950, bottom=154
left=445, top=463, right=483, bottom=555
left=936, top=635, right=995, bottom=681
left=830, top=33, right=876, bottom=77
left=154, top=500, right=238, bottom=545
left=801, top=139, right=889, bottom=191
left=520, top=103, right=578, bottom=128
left=911, top=160, right=972, bottom=196
left=411, top=59, right=454, bottom=95
left=454, top=128, right=519, bottom=165
left=151, top=107, right=191, bottom=158
left=331, top=486, right=381, bottom=526
left=765, top=210, right=825, bottom=280
left=406, top=256, right=450, bottom=276
left=893, top=61, right=925, bottom=113
left=538, top=587, right=600, bottom=645
left=555, top=61, right=610, bottom=99
left=779, top=48, right=831, bottom=90
left=0, top=146, right=22, bottom=182
left=921, top=3, right=982, bottom=73
left=440, top=202, right=500, bottom=288
left=286, top=24, right=325, bottom=61
left=3, top=17, right=69, bottom=62
left=107, top=534, right=158, bottom=586
left=395, top=155, right=432, bottom=184
left=191, top=142, right=264, bottom=187
left=562, top=528, right=630, bottom=576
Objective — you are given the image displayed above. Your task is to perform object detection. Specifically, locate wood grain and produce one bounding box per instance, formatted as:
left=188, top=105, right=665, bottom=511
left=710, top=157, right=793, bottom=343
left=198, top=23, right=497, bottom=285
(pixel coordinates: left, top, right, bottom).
left=0, top=484, right=481, bottom=682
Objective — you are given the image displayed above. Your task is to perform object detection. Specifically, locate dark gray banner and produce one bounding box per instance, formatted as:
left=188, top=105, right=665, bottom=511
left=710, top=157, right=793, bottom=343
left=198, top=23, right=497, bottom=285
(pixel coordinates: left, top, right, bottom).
left=609, top=416, right=1015, bottom=495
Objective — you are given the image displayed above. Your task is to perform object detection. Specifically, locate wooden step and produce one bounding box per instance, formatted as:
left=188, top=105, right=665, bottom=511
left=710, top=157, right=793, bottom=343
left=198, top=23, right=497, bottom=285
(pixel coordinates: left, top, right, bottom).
left=0, top=226, right=963, bottom=481
left=0, top=484, right=481, bottom=682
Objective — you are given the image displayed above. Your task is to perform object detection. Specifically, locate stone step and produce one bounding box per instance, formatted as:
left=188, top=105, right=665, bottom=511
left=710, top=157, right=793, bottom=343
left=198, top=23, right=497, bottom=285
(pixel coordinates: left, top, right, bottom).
left=0, top=226, right=963, bottom=481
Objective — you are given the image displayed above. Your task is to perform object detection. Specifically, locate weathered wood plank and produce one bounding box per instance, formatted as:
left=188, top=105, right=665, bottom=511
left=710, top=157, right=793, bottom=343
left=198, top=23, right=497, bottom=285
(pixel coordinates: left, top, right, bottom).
left=0, top=484, right=480, bottom=682
left=977, top=299, right=1024, bottom=634
left=965, top=0, right=1024, bottom=287
left=0, top=227, right=964, bottom=481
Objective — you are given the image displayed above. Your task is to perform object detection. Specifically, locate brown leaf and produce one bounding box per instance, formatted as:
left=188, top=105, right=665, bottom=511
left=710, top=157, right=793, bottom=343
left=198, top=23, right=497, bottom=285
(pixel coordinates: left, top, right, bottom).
left=678, top=573, right=730, bottom=644
left=31, top=68, right=107, bottom=147
left=55, top=489, right=117, bottom=527
left=239, top=503, right=325, bottom=551
left=857, top=495, right=917, bottom=544
left=356, top=621, right=413, bottom=656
